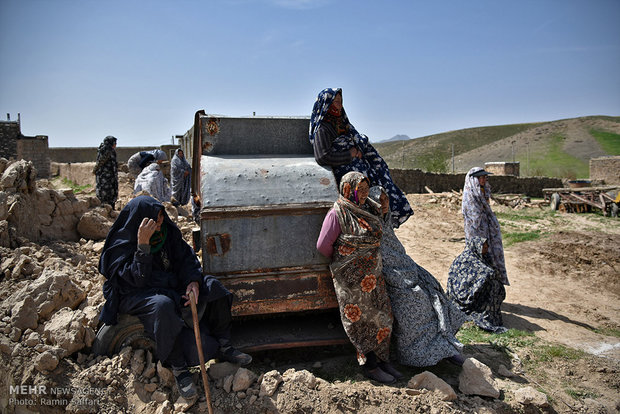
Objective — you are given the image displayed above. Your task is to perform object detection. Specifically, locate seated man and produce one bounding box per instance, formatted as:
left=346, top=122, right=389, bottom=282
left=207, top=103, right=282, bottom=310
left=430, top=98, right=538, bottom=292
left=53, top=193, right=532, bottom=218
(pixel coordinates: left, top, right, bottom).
left=98, top=195, right=251, bottom=400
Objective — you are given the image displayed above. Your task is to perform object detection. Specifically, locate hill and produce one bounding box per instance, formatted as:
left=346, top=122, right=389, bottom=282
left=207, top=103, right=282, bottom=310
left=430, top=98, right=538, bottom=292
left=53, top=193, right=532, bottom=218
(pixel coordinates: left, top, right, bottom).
left=375, top=115, right=620, bottom=178
left=374, top=134, right=411, bottom=143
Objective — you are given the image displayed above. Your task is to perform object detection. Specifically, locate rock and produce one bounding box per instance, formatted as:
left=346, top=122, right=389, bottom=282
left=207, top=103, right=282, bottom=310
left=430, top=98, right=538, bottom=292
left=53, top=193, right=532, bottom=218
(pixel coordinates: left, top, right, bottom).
left=223, top=375, right=234, bottom=393
left=92, top=241, right=106, bottom=254
left=10, top=327, right=21, bottom=342
left=285, top=369, right=317, bottom=390
left=174, top=395, right=197, bottom=412
left=42, top=308, right=88, bottom=356
left=77, top=210, right=113, bottom=240
left=35, top=350, right=60, bottom=372
left=259, top=370, right=283, bottom=397
left=232, top=367, right=258, bottom=392
left=408, top=371, right=457, bottom=401
left=0, top=220, right=9, bottom=247
left=8, top=270, right=86, bottom=320
left=208, top=361, right=239, bottom=380
left=144, top=383, right=157, bottom=392
left=142, top=350, right=156, bottom=378
left=24, top=331, right=40, bottom=347
left=152, top=390, right=169, bottom=403
left=11, top=296, right=38, bottom=331
left=156, top=400, right=174, bottom=414
left=498, top=364, right=515, bottom=378
left=513, top=386, right=549, bottom=407
left=131, top=349, right=146, bottom=376
left=0, top=160, right=36, bottom=192
left=157, top=361, right=175, bottom=388
left=0, top=335, right=13, bottom=354
left=458, top=358, right=500, bottom=398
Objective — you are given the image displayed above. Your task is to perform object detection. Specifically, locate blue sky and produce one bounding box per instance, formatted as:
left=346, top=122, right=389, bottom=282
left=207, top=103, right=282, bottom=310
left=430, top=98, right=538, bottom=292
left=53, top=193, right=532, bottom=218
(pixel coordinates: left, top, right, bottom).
left=1, top=0, right=619, bottom=147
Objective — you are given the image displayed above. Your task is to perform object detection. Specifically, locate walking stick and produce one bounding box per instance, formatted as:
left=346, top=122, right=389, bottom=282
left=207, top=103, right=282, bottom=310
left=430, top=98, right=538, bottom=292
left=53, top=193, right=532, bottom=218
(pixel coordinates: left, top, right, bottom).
left=189, top=291, right=214, bottom=414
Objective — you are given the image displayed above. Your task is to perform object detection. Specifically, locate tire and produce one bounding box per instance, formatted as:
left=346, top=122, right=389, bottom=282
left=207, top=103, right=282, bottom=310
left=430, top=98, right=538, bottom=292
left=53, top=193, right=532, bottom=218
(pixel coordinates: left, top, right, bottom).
left=612, top=203, right=619, bottom=218
left=92, top=314, right=155, bottom=356
left=550, top=193, right=561, bottom=211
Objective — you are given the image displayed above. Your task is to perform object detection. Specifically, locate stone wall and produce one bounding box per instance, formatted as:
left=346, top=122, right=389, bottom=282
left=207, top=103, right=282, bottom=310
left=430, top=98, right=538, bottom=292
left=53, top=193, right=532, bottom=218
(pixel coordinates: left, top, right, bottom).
left=16, top=136, right=50, bottom=178
left=391, top=168, right=563, bottom=198
left=590, top=156, right=620, bottom=184
left=0, top=121, right=19, bottom=160
left=484, top=162, right=520, bottom=177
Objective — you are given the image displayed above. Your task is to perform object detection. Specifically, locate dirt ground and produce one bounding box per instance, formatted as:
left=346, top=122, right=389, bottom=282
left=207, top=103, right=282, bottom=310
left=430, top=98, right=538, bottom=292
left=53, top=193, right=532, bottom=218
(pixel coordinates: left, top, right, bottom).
left=1, top=176, right=619, bottom=413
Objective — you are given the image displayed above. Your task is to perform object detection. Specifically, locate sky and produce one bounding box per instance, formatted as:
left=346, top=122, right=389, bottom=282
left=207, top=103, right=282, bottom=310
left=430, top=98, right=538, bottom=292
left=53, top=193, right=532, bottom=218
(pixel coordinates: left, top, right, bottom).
left=1, top=0, right=619, bottom=148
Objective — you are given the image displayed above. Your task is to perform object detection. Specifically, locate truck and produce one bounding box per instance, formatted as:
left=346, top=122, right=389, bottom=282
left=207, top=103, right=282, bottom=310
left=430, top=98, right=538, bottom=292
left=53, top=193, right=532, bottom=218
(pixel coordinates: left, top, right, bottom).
left=93, top=111, right=347, bottom=356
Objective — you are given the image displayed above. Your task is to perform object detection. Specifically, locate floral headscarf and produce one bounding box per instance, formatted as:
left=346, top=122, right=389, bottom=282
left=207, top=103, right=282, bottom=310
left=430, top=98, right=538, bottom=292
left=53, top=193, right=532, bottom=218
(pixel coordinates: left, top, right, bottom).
left=309, top=88, right=359, bottom=146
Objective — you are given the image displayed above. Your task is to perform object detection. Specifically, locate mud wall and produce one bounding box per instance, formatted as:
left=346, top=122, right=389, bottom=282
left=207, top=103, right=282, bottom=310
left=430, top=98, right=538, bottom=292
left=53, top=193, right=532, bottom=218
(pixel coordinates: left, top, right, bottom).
left=49, top=145, right=180, bottom=164
left=390, top=169, right=563, bottom=197
left=590, top=156, right=620, bottom=184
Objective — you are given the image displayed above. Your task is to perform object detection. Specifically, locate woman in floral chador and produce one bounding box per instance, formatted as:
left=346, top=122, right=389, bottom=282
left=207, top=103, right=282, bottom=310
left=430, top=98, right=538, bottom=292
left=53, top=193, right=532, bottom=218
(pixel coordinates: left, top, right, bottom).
left=94, top=135, right=118, bottom=208
left=309, top=88, right=413, bottom=227
left=317, top=172, right=401, bottom=384
left=369, top=186, right=467, bottom=367
left=448, top=236, right=507, bottom=333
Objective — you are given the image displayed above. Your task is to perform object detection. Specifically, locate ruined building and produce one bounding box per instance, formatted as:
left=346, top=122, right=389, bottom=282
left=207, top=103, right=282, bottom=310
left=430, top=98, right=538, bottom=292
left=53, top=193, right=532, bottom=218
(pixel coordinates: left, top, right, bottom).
left=0, top=113, right=50, bottom=178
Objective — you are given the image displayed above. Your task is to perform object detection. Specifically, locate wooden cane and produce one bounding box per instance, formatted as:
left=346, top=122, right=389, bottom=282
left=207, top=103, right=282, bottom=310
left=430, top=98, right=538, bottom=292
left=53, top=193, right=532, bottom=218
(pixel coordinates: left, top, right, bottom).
left=189, top=290, right=214, bottom=414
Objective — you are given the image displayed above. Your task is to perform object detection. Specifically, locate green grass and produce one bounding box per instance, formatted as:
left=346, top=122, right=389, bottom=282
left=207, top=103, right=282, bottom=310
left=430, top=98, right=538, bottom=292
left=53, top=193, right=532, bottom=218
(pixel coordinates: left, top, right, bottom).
left=520, top=134, right=589, bottom=179
left=457, top=325, right=536, bottom=348
left=565, top=388, right=600, bottom=400
left=495, top=211, right=545, bottom=222
left=531, top=344, right=585, bottom=363
left=503, top=231, right=542, bottom=247
left=592, top=327, right=620, bottom=338
left=590, top=129, right=620, bottom=155
left=61, top=177, right=92, bottom=193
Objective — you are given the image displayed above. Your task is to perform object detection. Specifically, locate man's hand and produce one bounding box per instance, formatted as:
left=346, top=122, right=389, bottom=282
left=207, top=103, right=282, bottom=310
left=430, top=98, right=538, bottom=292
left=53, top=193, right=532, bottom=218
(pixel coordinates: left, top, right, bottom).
left=137, top=218, right=158, bottom=245
left=182, top=281, right=200, bottom=307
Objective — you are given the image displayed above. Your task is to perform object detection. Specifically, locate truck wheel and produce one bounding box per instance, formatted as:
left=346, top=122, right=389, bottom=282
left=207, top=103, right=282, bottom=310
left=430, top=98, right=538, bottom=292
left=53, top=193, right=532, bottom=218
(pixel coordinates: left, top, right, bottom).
left=550, top=193, right=561, bottom=211
left=92, top=314, right=155, bottom=356
left=612, top=203, right=619, bottom=218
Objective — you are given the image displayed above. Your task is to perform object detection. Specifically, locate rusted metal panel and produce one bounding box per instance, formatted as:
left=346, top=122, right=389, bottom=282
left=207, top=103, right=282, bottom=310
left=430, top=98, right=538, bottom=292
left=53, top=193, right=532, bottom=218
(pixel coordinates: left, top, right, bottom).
left=197, top=115, right=312, bottom=156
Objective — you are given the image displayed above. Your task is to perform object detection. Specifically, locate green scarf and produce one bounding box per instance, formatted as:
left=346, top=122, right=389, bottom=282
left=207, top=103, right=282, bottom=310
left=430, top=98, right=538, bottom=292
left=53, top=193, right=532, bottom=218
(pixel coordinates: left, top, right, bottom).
left=149, top=223, right=168, bottom=254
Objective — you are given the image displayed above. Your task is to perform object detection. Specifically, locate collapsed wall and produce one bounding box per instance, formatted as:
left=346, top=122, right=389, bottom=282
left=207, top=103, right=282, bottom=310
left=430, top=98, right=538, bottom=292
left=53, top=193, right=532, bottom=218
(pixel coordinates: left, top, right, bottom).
left=0, top=158, right=115, bottom=248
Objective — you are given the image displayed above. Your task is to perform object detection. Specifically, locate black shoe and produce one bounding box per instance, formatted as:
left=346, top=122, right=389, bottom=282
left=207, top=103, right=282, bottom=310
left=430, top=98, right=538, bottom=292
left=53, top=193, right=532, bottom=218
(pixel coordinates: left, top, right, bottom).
left=218, top=346, right=252, bottom=366
left=378, top=361, right=404, bottom=380
left=446, top=354, right=465, bottom=366
left=363, top=366, right=396, bottom=385
left=173, top=369, right=197, bottom=400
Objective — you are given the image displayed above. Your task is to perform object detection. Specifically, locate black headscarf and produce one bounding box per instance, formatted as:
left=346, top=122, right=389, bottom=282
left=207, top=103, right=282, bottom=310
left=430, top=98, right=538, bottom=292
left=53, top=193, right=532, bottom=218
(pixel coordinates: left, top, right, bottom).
left=98, top=196, right=178, bottom=324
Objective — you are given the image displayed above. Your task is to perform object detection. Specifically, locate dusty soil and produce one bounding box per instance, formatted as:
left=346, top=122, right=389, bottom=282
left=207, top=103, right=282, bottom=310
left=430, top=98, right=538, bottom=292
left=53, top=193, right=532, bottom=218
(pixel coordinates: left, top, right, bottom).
left=1, top=178, right=619, bottom=413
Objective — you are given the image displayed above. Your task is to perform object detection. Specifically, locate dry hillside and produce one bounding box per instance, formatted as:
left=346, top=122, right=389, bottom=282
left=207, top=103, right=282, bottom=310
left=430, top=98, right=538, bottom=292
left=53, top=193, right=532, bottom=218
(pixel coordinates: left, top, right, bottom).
left=375, top=115, right=620, bottom=178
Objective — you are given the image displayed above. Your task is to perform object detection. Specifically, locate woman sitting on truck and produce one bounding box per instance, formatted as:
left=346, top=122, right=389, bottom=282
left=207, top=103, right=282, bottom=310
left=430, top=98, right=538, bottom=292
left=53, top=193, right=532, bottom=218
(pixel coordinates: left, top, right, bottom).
left=368, top=186, right=466, bottom=367
left=98, top=196, right=252, bottom=401
left=309, top=88, right=413, bottom=227
left=317, top=171, right=402, bottom=384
